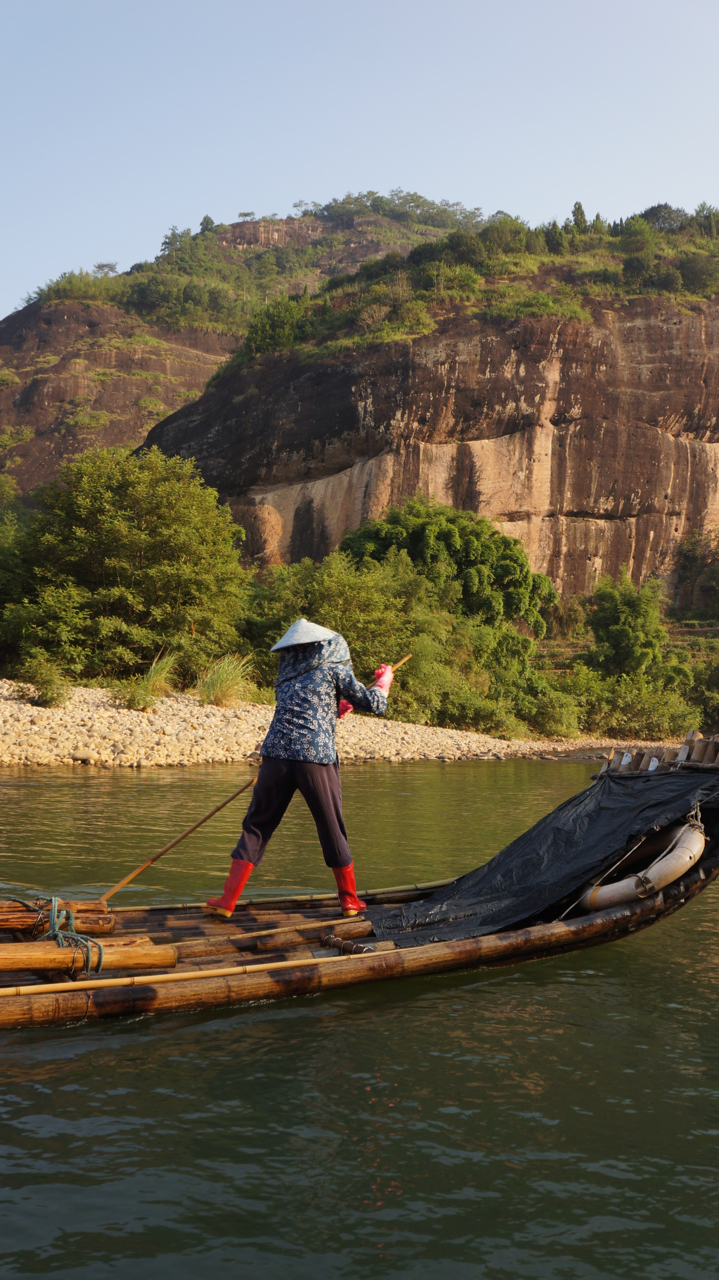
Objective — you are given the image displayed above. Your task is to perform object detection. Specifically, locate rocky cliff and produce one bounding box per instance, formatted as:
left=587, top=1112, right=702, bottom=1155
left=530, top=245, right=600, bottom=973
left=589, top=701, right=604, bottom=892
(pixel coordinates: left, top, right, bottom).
left=144, top=297, right=719, bottom=596
left=0, top=301, right=238, bottom=492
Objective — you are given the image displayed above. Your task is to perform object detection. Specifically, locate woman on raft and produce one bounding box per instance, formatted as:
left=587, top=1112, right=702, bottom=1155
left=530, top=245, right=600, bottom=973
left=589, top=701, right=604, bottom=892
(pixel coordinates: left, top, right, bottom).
left=206, top=619, right=394, bottom=919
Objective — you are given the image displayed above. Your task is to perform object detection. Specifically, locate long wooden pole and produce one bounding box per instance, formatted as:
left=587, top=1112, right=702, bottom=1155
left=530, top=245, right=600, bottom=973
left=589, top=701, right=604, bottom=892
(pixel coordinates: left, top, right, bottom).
left=369, top=653, right=411, bottom=687
left=101, top=775, right=258, bottom=904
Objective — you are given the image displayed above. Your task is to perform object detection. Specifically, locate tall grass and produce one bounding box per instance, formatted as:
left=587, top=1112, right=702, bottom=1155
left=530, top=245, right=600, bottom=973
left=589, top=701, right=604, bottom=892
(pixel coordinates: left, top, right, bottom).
left=194, top=654, right=255, bottom=707
left=116, top=652, right=178, bottom=712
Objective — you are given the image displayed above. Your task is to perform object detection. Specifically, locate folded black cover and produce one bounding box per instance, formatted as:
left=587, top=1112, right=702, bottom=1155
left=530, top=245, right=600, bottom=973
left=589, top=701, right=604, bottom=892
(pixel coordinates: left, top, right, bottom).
left=369, top=770, right=719, bottom=948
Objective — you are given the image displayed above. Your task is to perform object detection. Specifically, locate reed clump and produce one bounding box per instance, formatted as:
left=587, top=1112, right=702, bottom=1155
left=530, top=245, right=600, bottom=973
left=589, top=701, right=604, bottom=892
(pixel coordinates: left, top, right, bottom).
left=115, top=653, right=178, bottom=712
left=194, top=654, right=255, bottom=707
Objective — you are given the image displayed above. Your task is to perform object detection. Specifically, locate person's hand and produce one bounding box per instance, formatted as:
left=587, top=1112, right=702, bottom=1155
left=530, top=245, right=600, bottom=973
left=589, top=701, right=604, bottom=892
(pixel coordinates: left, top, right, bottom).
left=373, top=663, right=394, bottom=693
left=338, top=699, right=353, bottom=719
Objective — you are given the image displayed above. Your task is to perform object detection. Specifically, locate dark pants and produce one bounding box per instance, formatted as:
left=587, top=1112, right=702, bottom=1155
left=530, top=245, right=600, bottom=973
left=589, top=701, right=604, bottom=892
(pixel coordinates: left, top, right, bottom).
left=232, top=757, right=352, bottom=868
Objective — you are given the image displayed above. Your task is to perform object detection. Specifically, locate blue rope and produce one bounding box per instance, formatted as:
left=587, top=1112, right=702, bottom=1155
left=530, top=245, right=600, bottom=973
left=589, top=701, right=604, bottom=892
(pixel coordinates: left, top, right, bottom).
left=43, top=897, right=104, bottom=974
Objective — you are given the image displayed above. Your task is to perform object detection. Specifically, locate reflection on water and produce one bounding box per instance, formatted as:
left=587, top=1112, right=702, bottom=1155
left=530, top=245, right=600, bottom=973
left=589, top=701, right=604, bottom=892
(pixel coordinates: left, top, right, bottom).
left=1, top=760, right=718, bottom=1278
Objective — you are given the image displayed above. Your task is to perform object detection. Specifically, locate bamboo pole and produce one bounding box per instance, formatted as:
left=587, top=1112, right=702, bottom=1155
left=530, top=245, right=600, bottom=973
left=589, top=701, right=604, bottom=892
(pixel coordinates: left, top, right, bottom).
left=108, top=878, right=457, bottom=915
left=101, top=775, right=258, bottom=904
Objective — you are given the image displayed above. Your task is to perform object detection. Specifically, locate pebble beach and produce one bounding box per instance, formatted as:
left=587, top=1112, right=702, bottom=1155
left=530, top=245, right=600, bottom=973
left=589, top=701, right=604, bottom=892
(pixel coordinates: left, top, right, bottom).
left=0, top=680, right=680, bottom=768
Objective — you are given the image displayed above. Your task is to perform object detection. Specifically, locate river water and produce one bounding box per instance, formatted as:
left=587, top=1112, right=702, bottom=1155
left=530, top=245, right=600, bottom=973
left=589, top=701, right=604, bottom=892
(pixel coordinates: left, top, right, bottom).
left=1, top=760, right=718, bottom=1279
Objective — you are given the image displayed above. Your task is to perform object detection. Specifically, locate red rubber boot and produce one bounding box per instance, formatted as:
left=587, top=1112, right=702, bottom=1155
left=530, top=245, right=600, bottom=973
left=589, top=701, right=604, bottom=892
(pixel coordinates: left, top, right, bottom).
left=332, top=863, right=366, bottom=917
left=206, top=859, right=254, bottom=918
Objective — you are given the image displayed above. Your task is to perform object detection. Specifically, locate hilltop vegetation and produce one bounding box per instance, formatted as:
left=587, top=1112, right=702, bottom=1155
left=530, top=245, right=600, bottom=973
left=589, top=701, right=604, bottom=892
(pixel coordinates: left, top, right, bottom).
left=237, top=199, right=719, bottom=362
left=25, top=194, right=719, bottom=358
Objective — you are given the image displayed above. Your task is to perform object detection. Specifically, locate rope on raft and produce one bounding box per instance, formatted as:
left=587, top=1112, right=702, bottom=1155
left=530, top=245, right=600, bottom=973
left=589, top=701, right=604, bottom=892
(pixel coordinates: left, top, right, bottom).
left=44, top=898, right=104, bottom=974
left=4, top=897, right=104, bottom=973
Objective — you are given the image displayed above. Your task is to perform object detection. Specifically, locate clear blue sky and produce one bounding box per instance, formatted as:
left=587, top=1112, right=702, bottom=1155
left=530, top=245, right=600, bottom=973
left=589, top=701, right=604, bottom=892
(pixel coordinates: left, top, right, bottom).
left=2, top=0, right=718, bottom=319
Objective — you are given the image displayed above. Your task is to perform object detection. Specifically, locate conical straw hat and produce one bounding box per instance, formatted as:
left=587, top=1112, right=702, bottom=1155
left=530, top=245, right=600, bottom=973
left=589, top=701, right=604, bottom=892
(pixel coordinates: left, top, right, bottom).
left=270, top=618, right=338, bottom=651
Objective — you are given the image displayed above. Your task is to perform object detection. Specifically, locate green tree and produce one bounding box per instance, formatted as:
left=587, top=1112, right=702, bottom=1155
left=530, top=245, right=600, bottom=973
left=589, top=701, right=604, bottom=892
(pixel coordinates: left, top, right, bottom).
left=585, top=570, right=668, bottom=677
left=245, top=294, right=312, bottom=353
left=0, top=448, right=249, bottom=678
left=676, top=530, right=719, bottom=615
left=572, top=202, right=588, bottom=233
left=679, top=254, right=719, bottom=295
left=339, top=494, right=556, bottom=635
left=544, top=221, right=568, bottom=255
left=620, top=216, right=657, bottom=257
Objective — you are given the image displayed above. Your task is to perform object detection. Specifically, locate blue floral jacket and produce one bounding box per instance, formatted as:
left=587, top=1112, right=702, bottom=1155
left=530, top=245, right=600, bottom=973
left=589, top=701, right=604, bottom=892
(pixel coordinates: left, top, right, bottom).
left=261, top=634, right=387, bottom=764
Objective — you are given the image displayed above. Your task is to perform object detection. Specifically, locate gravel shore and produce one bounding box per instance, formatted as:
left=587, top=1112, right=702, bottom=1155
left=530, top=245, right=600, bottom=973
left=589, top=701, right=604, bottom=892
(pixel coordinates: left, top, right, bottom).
left=0, top=680, right=681, bottom=769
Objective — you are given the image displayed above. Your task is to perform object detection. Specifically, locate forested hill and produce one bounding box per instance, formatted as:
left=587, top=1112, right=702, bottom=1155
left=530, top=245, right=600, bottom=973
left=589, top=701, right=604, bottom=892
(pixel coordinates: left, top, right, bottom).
left=1, top=191, right=718, bottom=494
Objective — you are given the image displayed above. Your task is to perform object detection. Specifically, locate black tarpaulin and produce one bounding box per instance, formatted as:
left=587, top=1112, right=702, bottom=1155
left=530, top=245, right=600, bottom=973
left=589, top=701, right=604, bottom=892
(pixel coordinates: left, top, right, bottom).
left=369, top=770, right=719, bottom=948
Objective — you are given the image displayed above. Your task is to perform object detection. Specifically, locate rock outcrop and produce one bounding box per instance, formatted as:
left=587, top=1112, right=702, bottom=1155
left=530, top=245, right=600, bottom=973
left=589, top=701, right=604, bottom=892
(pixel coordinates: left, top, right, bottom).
left=0, top=301, right=238, bottom=492
left=144, top=297, right=719, bottom=596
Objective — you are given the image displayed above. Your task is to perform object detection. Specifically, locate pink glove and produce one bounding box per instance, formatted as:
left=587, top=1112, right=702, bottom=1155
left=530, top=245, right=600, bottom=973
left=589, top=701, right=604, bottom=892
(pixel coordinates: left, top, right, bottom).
left=338, top=699, right=353, bottom=719
left=373, top=663, right=394, bottom=693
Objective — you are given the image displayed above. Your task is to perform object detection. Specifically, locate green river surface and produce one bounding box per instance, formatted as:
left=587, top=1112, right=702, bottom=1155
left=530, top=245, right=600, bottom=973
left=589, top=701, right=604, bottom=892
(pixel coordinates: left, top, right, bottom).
left=0, top=759, right=718, bottom=1279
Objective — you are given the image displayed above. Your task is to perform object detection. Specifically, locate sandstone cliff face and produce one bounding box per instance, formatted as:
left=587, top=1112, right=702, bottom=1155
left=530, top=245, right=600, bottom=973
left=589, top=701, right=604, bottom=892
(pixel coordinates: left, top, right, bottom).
left=144, top=298, right=719, bottom=596
left=0, top=301, right=238, bottom=492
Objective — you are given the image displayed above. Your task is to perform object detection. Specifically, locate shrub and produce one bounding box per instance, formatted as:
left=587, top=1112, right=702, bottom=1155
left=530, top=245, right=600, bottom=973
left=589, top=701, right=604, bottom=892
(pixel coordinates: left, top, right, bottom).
left=16, top=652, right=70, bottom=707
left=623, top=253, right=654, bottom=287
left=0, top=447, right=249, bottom=679
left=541, top=595, right=588, bottom=639
left=63, top=409, right=110, bottom=432
left=525, top=229, right=546, bottom=255
left=479, top=216, right=528, bottom=257
left=561, top=664, right=695, bottom=738
left=675, top=530, right=719, bottom=616
left=654, top=263, right=683, bottom=292
left=479, top=288, right=590, bottom=323
left=679, top=254, right=719, bottom=295
left=443, top=231, right=486, bottom=268
left=241, top=548, right=558, bottom=736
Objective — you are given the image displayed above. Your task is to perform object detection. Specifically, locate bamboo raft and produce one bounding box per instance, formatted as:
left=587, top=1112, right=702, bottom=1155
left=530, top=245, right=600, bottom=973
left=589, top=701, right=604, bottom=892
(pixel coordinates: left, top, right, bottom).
left=1, top=730, right=717, bottom=1031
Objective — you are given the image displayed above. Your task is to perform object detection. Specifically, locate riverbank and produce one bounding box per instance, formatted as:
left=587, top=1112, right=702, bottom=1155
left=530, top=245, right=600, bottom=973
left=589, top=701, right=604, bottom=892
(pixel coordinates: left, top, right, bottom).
left=0, top=680, right=683, bottom=768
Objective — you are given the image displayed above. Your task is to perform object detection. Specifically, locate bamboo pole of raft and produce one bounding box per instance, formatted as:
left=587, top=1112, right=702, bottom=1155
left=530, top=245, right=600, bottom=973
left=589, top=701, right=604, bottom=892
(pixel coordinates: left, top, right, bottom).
left=101, top=775, right=258, bottom=904
left=107, top=877, right=458, bottom=913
